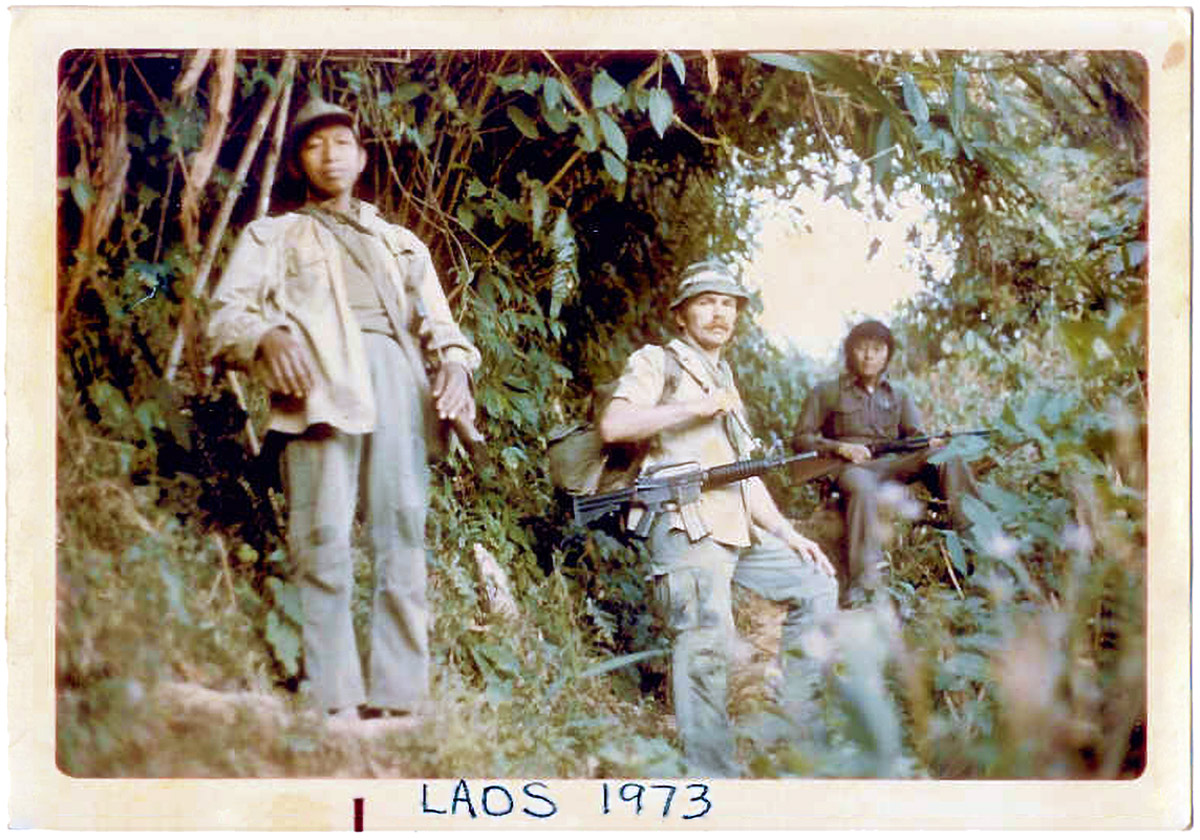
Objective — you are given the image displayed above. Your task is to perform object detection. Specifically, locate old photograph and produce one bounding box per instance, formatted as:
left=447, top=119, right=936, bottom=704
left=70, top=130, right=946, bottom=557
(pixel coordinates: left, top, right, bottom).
left=10, top=4, right=1191, bottom=830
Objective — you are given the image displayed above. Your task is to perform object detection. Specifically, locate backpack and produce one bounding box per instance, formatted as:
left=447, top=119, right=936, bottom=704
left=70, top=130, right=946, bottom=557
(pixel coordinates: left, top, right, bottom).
left=547, top=346, right=683, bottom=496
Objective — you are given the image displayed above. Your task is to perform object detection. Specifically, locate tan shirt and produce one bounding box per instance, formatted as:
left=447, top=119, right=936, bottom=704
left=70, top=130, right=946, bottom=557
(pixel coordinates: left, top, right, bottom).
left=206, top=200, right=480, bottom=435
left=610, top=337, right=759, bottom=547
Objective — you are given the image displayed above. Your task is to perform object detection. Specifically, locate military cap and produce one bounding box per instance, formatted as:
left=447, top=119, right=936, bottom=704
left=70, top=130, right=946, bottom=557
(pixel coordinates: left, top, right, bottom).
left=669, top=260, right=750, bottom=309
left=289, top=98, right=359, bottom=155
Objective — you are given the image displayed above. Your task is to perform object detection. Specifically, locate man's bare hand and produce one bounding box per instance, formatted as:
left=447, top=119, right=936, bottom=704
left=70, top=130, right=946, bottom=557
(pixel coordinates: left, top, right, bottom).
left=257, top=327, right=314, bottom=398
left=432, top=361, right=476, bottom=424
left=785, top=531, right=837, bottom=578
left=695, top=388, right=740, bottom=419
left=835, top=441, right=874, bottom=464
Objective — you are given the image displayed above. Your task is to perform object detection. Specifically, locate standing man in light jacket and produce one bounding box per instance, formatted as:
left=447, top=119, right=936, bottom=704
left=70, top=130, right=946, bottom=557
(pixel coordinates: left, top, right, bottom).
left=207, top=98, right=481, bottom=726
left=597, top=261, right=838, bottom=776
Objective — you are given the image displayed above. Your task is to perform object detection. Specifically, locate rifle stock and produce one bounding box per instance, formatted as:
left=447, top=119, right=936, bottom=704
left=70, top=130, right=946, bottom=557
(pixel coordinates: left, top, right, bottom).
left=789, top=455, right=845, bottom=484
left=788, top=429, right=995, bottom=484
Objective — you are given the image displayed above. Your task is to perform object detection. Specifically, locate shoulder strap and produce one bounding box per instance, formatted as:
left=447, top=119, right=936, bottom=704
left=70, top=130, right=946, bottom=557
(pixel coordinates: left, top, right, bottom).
left=659, top=344, right=683, bottom=405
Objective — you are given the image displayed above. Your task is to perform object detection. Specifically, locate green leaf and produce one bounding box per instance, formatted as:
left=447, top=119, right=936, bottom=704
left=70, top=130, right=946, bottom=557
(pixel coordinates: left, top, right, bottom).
left=543, top=76, right=564, bottom=110
left=962, top=494, right=1005, bottom=547
left=70, top=178, right=96, bottom=214
left=750, top=52, right=819, bottom=74
left=1124, top=241, right=1147, bottom=269
left=943, top=530, right=969, bottom=576
left=574, top=112, right=599, bottom=152
left=529, top=179, right=549, bottom=232
left=475, top=641, right=522, bottom=677
left=928, top=433, right=990, bottom=464
left=596, top=110, right=627, bottom=160
left=495, top=72, right=532, bottom=93
left=938, top=650, right=989, bottom=688
left=157, top=557, right=191, bottom=624
left=600, top=149, right=627, bottom=183
left=986, top=74, right=1017, bottom=138
left=901, top=72, right=929, bottom=124
left=88, top=382, right=133, bottom=432
left=951, top=66, right=968, bottom=130
left=871, top=116, right=892, bottom=190
left=393, top=81, right=425, bottom=103
left=548, top=208, right=578, bottom=319
left=648, top=87, right=673, bottom=138
left=666, top=51, right=686, bottom=85
left=506, top=105, right=540, bottom=139
left=541, top=96, right=570, bottom=133
left=266, top=576, right=304, bottom=625
left=980, top=488, right=1027, bottom=525
left=578, top=648, right=668, bottom=680
left=133, top=400, right=165, bottom=439
left=937, top=129, right=959, bottom=160
left=590, top=69, right=624, bottom=108
left=266, top=610, right=301, bottom=676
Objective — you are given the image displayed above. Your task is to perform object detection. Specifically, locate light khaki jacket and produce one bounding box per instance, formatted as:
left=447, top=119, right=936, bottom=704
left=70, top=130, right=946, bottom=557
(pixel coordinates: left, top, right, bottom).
left=206, top=201, right=480, bottom=436
left=610, top=337, right=759, bottom=548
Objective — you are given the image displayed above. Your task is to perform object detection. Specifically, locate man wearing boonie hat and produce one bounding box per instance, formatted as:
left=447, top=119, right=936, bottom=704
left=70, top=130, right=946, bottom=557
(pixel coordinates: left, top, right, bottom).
left=793, top=319, right=980, bottom=605
left=207, top=98, right=481, bottom=729
left=598, top=260, right=838, bottom=776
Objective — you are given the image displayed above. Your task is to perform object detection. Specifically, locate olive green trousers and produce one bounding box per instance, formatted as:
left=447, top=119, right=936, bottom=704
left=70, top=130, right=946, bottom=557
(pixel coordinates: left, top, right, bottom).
left=649, top=520, right=839, bottom=777
left=282, top=332, right=431, bottom=713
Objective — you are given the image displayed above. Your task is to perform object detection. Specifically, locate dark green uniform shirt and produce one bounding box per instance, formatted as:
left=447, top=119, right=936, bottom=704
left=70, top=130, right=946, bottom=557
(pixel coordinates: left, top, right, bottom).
left=792, top=373, right=924, bottom=454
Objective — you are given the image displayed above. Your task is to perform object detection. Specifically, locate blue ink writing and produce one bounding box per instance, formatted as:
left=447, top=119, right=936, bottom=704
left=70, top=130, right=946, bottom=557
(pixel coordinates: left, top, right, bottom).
left=420, top=780, right=558, bottom=819
left=600, top=782, right=711, bottom=820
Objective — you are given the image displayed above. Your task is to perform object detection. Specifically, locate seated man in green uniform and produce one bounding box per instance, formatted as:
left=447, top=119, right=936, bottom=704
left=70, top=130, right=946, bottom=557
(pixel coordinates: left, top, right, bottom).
left=207, top=99, right=480, bottom=726
left=598, top=261, right=838, bottom=776
left=792, top=320, right=979, bottom=605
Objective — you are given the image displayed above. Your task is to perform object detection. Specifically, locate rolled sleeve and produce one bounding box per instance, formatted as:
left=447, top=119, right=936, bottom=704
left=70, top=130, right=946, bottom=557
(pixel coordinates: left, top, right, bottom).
left=610, top=345, right=667, bottom=407
left=392, top=229, right=482, bottom=373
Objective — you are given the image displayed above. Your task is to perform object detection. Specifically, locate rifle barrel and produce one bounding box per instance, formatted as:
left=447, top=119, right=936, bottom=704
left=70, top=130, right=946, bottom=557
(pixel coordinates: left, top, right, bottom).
left=703, top=451, right=816, bottom=487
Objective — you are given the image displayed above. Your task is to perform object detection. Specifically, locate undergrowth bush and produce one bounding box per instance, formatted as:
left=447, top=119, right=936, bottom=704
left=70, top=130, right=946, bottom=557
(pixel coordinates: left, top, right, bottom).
left=54, top=49, right=1147, bottom=781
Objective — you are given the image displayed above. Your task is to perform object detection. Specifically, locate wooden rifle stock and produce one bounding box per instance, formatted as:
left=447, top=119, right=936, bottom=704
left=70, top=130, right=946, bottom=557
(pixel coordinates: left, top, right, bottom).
left=788, top=430, right=995, bottom=484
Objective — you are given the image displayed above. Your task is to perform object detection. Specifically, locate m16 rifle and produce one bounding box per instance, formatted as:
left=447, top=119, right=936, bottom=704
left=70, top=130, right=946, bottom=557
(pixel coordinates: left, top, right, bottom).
left=571, top=450, right=818, bottom=540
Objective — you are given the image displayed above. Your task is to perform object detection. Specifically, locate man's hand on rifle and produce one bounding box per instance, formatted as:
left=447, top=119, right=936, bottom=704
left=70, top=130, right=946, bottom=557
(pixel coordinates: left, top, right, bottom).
left=834, top=441, right=873, bottom=464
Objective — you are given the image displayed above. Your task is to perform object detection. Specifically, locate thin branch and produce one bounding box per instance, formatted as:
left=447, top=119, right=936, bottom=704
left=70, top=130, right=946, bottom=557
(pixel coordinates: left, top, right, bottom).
left=938, top=541, right=965, bottom=598
left=174, top=49, right=213, bottom=98
left=256, top=54, right=297, bottom=219
left=670, top=112, right=723, bottom=146
left=806, top=72, right=835, bottom=151
left=539, top=50, right=587, bottom=116
left=545, top=148, right=584, bottom=193
left=180, top=49, right=236, bottom=253
left=166, top=53, right=296, bottom=382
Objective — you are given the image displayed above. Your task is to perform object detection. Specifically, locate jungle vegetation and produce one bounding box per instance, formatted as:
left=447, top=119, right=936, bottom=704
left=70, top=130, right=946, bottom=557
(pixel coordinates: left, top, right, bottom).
left=56, top=48, right=1147, bottom=779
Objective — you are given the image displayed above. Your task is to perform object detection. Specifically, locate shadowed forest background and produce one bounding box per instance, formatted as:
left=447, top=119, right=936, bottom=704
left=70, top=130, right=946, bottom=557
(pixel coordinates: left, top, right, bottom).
left=56, top=48, right=1147, bottom=778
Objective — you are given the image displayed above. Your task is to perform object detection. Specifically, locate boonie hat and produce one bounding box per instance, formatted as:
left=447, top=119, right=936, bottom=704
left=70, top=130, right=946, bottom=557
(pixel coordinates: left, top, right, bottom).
left=670, top=260, right=750, bottom=309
